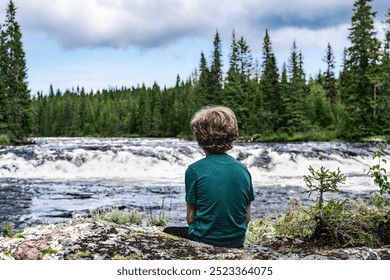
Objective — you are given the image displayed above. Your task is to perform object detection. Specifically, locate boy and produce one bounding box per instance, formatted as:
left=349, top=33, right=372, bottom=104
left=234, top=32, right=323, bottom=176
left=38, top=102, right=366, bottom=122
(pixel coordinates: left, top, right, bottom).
left=174, top=106, right=255, bottom=248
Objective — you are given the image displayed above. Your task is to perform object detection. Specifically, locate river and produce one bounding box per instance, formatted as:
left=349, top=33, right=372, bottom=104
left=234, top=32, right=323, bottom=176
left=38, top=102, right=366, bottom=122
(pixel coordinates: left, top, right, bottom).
left=0, top=137, right=388, bottom=232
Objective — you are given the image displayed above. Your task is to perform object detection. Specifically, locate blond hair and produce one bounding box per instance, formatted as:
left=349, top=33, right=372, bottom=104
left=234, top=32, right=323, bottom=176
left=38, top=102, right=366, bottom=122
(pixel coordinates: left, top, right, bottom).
left=190, top=106, right=239, bottom=154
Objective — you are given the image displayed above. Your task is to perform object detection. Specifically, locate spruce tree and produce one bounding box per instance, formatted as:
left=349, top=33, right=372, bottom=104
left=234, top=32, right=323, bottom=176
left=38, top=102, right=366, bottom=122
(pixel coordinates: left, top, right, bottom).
left=260, top=30, right=280, bottom=131
left=223, top=30, right=241, bottom=111
left=380, top=8, right=390, bottom=133
left=342, top=0, right=382, bottom=137
left=3, top=0, right=31, bottom=140
left=195, top=52, right=210, bottom=107
left=279, top=62, right=291, bottom=131
left=208, top=31, right=223, bottom=105
left=323, top=43, right=338, bottom=104
left=0, top=17, right=8, bottom=135
left=286, top=41, right=307, bottom=132
left=223, top=31, right=254, bottom=131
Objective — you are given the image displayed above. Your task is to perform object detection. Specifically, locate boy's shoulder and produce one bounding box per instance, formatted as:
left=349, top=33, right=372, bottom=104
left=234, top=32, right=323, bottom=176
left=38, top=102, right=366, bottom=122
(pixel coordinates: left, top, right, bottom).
left=189, top=154, right=246, bottom=169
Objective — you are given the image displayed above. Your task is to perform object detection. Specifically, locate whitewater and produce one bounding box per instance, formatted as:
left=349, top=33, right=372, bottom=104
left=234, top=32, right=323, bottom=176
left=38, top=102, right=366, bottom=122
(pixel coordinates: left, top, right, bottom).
left=0, top=137, right=388, bottom=231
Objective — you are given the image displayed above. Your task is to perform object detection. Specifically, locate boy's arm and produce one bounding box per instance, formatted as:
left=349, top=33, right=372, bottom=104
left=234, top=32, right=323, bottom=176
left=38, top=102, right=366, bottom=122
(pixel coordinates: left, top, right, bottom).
left=246, top=202, right=252, bottom=224
left=186, top=204, right=196, bottom=225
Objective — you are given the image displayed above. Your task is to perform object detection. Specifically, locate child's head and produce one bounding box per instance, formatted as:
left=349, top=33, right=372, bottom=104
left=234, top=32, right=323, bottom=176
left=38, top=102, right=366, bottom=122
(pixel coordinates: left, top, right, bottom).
left=190, top=106, right=239, bottom=154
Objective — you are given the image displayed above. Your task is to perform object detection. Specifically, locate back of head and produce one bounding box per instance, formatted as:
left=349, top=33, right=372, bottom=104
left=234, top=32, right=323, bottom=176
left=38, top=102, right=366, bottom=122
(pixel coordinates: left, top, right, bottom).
left=190, top=106, right=239, bottom=154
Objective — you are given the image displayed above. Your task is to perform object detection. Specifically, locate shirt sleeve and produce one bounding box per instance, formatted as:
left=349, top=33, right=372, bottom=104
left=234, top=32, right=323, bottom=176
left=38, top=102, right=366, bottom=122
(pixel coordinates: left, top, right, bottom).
left=248, top=170, right=255, bottom=202
left=185, top=166, right=197, bottom=205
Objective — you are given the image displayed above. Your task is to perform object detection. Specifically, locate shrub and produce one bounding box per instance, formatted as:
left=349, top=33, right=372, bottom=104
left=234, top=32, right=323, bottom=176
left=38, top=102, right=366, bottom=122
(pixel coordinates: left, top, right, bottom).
left=274, top=199, right=316, bottom=238
left=0, top=134, right=10, bottom=145
left=246, top=217, right=276, bottom=244
left=91, top=208, right=143, bottom=225
left=149, top=214, right=169, bottom=227
left=2, top=221, right=14, bottom=238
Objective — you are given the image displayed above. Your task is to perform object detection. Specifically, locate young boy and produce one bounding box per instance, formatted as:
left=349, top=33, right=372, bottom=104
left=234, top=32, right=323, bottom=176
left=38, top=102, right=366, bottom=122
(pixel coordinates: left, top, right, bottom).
left=184, top=106, right=255, bottom=248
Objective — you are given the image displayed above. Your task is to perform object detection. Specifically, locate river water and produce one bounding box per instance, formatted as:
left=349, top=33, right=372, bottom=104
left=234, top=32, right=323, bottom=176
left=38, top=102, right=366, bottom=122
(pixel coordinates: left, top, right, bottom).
left=0, top=137, right=388, bottom=232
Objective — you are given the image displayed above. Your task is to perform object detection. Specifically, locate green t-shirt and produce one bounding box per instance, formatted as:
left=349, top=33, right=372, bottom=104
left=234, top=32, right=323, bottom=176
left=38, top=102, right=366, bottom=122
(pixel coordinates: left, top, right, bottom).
left=185, top=153, right=255, bottom=248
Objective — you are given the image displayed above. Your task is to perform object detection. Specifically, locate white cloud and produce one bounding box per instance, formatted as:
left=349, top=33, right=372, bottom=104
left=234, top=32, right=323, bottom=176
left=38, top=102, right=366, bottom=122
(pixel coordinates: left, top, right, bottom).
left=3, top=0, right=386, bottom=50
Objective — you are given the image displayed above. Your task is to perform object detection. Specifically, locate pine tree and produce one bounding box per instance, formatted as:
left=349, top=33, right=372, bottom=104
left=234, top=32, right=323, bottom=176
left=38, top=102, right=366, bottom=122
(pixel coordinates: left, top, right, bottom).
left=342, top=0, right=382, bottom=137
left=323, top=43, right=338, bottom=104
left=223, top=30, right=241, bottom=110
left=3, top=0, right=31, bottom=140
left=208, top=31, right=223, bottom=105
left=379, top=8, right=390, bottom=133
left=286, top=41, right=307, bottom=132
left=195, top=52, right=210, bottom=107
left=260, top=30, right=280, bottom=131
left=279, top=63, right=291, bottom=131
left=0, top=14, right=8, bottom=135
left=223, top=31, right=255, bottom=132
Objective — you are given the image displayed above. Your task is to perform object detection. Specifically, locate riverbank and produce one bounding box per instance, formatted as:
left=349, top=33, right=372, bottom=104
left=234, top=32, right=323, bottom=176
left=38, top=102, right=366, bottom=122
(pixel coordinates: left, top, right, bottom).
left=1, top=218, right=390, bottom=260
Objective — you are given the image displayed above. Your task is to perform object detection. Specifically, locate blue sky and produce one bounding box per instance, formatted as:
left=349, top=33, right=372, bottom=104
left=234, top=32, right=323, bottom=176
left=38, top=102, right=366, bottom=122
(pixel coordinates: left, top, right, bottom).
left=0, top=0, right=388, bottom=95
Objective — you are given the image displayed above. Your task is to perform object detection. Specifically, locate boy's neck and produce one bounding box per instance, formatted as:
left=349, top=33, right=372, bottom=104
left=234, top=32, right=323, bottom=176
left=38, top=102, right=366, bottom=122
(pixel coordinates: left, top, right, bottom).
left=204, top=150, right=227, bottom=156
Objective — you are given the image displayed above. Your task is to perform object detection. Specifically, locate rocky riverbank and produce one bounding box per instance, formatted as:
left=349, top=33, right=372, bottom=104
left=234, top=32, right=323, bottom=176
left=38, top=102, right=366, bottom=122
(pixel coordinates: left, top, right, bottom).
left=1, top=218, right=390, bottom=260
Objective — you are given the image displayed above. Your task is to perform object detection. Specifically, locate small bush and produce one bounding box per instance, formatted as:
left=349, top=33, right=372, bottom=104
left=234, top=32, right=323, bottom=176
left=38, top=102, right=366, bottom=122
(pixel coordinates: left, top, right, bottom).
left=2, top=221, right=14, bottom=238
left=149, top=214, right=169, bottom=227
left=91, top=208, right=143, bottom=225
left=274, top=199, right=316, bottom=238
left=245, top=218, right=275, bottom=245
left=0, top=134, right=10, bottom=145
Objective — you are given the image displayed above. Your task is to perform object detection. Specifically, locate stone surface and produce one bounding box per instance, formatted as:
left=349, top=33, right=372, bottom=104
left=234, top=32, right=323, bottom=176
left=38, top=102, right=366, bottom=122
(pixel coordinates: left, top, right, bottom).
left=1, top=218, right=390, bottom=260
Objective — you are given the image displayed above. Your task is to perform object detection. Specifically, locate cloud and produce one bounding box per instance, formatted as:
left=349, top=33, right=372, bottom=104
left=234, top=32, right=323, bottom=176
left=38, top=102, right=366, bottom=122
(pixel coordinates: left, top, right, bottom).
left=2, top=0, right=388, bottom=50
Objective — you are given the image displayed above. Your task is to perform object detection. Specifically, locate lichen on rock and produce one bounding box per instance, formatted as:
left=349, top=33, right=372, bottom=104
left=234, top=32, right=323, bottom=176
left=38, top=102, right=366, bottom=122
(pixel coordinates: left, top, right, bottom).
left=1, top=218, right=390, bottom=260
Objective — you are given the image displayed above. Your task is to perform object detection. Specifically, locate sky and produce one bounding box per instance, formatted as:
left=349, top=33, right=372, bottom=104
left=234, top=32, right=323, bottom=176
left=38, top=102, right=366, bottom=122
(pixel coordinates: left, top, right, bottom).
left=0, top=0, right=388, bottom=95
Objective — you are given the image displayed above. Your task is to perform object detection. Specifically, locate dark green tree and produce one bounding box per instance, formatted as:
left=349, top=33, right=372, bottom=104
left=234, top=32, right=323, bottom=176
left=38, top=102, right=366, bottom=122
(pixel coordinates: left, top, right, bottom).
left=285, top=41, right=307, bottom=132
left=342, top=0, right=382, bottom=137
left=195, top=52, right=210, bottom=107
left=223, top=31, right=255, bottom=131
left=208, top=31, right=223, bottom=105
left=379, top=8, right=390, bottom=133
left=323, top=43, right=338, bottom=104
left=279, top=62, right=291, bottom=131
left=2, top=0, right=31, bottom=140
left=260, top=30, right=280, bottom=131
left=0, top=25, right=7, bottom=135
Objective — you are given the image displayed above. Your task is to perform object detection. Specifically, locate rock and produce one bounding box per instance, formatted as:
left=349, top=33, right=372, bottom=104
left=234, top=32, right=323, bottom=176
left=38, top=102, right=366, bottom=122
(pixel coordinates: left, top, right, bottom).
left=1, top=218, right=390, bottom=260
left=14, top=239, right=50, bottom=260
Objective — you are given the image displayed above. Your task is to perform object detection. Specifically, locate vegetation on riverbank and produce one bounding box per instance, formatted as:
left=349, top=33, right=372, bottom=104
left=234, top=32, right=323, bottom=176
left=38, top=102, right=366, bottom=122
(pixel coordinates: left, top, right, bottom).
left=247, top=146, right=390, bottom=249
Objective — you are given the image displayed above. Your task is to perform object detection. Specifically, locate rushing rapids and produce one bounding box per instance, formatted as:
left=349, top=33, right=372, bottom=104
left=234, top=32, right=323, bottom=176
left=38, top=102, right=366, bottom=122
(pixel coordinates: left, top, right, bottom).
left=0, top=137, right=388, bottom=232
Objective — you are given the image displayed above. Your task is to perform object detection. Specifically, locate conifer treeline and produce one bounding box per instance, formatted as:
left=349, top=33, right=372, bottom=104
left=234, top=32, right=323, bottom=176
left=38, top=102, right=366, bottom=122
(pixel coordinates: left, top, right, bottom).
left=2, top=0, right=390, bottom=142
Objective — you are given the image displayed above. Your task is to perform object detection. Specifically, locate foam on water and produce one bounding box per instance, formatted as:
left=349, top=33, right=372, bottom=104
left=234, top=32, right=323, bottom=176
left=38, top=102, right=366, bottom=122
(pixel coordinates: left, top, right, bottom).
left=1, top=138, right=388, bottom=231
left=0, top=137, right=387, bottom=191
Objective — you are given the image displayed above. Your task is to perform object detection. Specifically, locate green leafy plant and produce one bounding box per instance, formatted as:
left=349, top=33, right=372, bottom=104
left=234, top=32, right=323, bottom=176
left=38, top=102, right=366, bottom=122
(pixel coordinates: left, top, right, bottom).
left=366, top=144, right=389, bottom=197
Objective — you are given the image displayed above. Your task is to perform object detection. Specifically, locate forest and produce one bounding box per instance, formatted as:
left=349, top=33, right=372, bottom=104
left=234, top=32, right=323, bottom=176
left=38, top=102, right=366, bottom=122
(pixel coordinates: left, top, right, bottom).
left=1, top=0, right=390, bottom=143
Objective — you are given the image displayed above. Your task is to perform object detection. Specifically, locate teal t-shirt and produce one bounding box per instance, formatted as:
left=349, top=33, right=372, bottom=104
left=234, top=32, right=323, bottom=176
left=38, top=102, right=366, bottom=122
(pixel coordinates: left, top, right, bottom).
left=185, top=153, right=255, bottom=248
